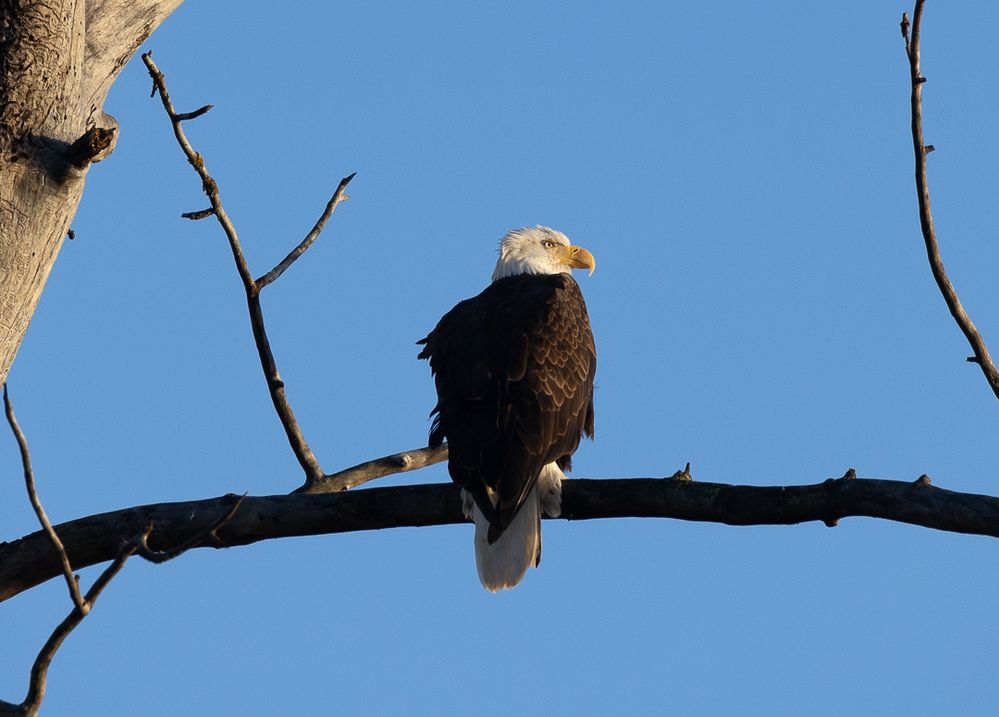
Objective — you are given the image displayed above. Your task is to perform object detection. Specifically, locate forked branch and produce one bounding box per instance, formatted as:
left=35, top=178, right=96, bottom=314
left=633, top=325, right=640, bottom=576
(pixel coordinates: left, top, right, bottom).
left=901, top=1, right=999, bottom=399
left=2, top=386, right=134, bottom=717
left=8, top=541, right=137, bottom=717
left=256, top=173, right=355, bottom=289
left=3, top=385, right=85, bottom=612
left=0, top=386, right=246, bottom=715
left=142, top=52, right=355, bottom=487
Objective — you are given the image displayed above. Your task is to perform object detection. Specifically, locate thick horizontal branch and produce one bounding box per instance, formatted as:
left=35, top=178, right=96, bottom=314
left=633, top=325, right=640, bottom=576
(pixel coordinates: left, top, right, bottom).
left=3, top=474, right=999, bottom=603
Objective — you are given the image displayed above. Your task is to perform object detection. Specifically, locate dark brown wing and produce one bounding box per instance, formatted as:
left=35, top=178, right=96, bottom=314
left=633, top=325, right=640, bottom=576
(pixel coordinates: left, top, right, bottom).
left=418, top=273, right=596, bottom=542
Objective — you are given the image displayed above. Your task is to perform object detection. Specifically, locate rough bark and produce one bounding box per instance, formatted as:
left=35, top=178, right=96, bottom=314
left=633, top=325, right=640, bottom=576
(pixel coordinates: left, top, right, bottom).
left=3, top=474, right=999, bottom=603
left=0, top=0, right=182, bottom=385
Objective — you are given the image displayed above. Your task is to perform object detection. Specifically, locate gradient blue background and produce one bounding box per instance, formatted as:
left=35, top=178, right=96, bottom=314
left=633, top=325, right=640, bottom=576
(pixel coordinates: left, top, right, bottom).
left=3, top=2, right=999, bottom=714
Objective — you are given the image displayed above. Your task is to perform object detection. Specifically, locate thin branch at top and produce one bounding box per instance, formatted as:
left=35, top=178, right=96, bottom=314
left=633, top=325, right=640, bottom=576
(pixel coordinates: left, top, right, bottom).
left=256, top=173, right=356, bottom=289
left=141, top=54, right=255, bottom=290
left=142, top=51, right=333, bottom=485
left=901, top=1, right=999, bottom=400
left=3, top=385, right=86, bottom=613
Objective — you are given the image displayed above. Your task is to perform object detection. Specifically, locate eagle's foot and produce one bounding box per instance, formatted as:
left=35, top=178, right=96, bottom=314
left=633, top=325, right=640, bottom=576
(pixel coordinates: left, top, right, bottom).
left=538, top=463, right=564, bottom=517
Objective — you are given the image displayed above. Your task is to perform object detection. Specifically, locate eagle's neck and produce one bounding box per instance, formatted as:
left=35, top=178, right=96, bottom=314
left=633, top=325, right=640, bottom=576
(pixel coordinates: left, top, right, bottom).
left=492, top=253, right=570, bottom=282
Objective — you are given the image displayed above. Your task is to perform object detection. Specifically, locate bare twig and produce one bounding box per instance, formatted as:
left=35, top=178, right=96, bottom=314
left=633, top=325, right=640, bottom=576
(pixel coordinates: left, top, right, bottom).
left=174, top=104, right=213, bottom=121
left=7, top=470, right=999, bottom=604
left=902, top=1, right=999, bottom=400
left=135, top=494, right=246, bottom=563
left=142, top=51, right=328, bottom=485
left=142, top=52, right=255, bottom=288
left=4, top=490, right=246, bottom=714
left=181, top=207, right=215, bottom=221
left=19, top=540, right=136, bottom=716
left=3, top=384, right=86, bottom=613
left=298, top=444, right=449, bottom=493
left=256, top=173, right=356, bottom=289
left=2, top=384, right=148, bottom=715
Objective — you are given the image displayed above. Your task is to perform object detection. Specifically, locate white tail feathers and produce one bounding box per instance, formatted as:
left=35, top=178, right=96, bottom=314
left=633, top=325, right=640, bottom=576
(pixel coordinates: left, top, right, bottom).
left=464, top=463, right=564, bottom=592
left=472, top=486, right=540, bottom=591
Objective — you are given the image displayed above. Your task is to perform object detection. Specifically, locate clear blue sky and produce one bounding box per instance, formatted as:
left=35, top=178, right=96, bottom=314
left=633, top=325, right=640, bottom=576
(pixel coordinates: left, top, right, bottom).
left=4, top=2, right=999, bottom=714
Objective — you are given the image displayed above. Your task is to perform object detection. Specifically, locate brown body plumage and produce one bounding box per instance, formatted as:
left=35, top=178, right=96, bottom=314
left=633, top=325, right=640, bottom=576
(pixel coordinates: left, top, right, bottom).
left=419, top=272, right=595, bottom=545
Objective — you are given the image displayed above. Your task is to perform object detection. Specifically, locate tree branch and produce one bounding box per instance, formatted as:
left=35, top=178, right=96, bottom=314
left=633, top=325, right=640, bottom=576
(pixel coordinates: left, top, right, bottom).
left=142, top=52, right=332, bottom=485
left=3, top=385, right=86, bottom=612
left=142, top=53, right=256, bottom=287
left=298, top=444, right=449, bottom=493
left=4, top=471, right=999, bottom=604
left=3, top=383, right=148, bottom=715
left=134, top=494, right=245, bottom=563
left=0, top=460, right=245, bottom=715
left=255, top=173, right=356, bottom=290
left=5, top=498, right=241, bottom=717
left=16, top=540, right=136, bottom=717
left=65, top=126, right=117, bottom=170
left=901, top=1, right=999, bottom=400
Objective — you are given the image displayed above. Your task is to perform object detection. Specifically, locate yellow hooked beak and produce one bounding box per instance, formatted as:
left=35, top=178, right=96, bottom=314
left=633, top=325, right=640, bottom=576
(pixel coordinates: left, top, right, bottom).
left=562, top=245, right=596, bottom=276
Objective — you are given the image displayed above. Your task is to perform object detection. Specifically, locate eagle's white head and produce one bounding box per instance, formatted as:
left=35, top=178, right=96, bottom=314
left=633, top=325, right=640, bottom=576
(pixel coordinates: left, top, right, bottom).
left=492, top=226, right=596, bottom=282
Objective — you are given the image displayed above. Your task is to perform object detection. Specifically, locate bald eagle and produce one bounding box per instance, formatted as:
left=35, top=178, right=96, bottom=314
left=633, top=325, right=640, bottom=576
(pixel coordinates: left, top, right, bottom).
left=418, top=226, right=596, bottom=591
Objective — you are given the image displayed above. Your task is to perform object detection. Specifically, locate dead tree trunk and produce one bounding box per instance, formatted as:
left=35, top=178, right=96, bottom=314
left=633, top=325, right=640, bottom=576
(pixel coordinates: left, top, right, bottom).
left=0, top=0, right=182, bottom=384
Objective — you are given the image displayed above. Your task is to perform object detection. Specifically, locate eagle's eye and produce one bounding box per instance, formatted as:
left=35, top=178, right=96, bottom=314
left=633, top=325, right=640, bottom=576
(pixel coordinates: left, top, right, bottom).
left=541, top=240, right=556, bottom=249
